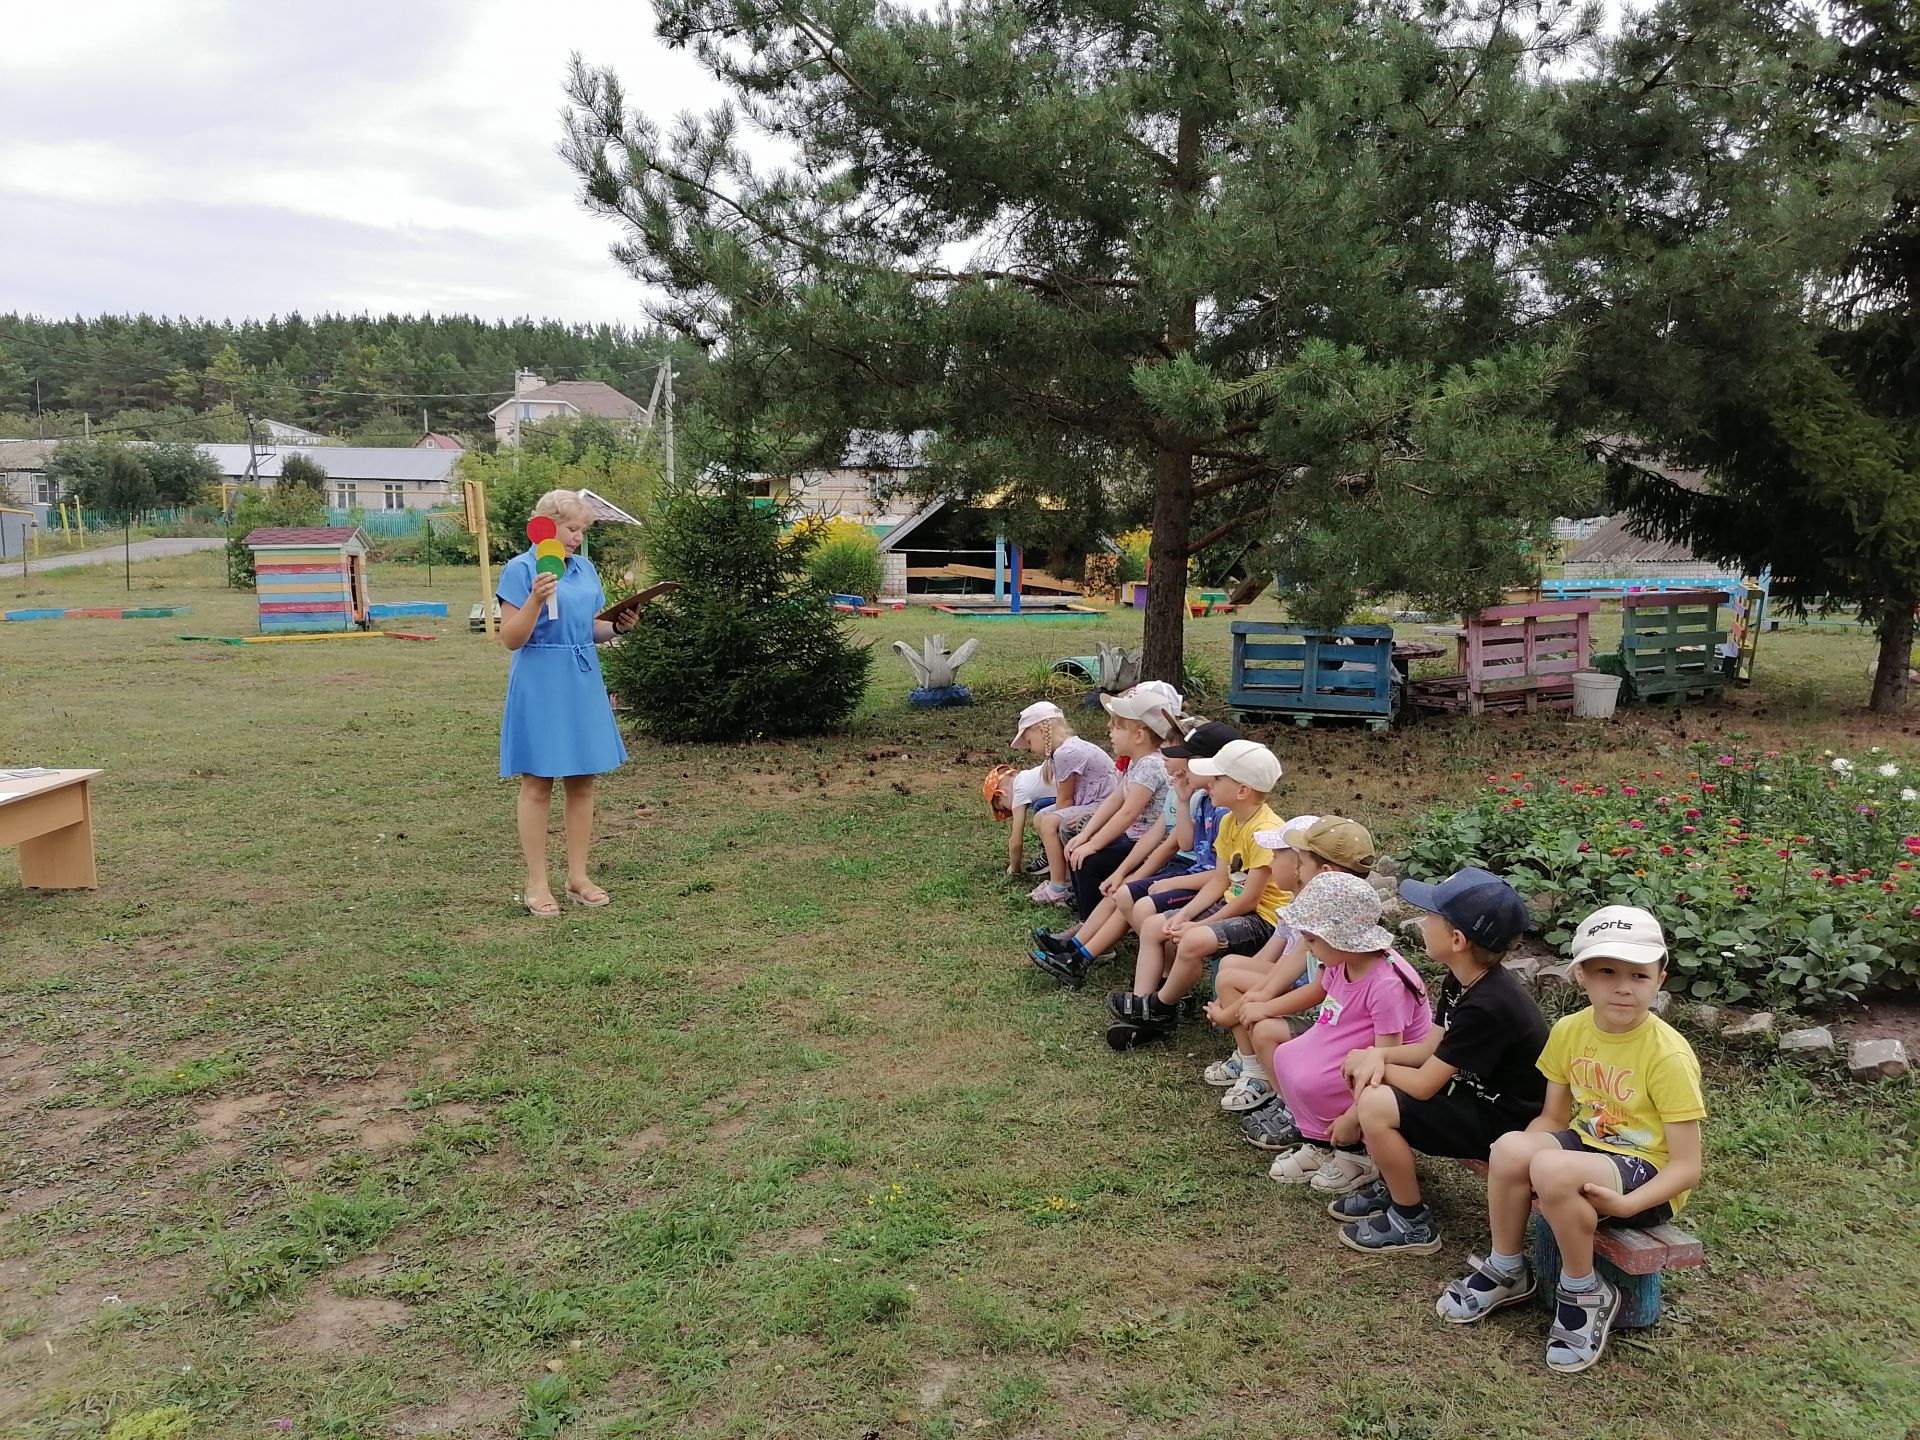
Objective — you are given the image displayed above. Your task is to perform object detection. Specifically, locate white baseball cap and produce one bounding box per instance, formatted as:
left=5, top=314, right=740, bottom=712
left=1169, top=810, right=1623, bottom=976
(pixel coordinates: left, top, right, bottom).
left=1010, top=701, right=1063, bottom=747
left=1131, top=679, right=1184, bottom=716
left=1571, top=905, right=1669, bottom=968
left=1188, top=738, right=1283, bottom=792
left=1100, top=687, right=1180, bottom=738
left=1254, top=814, right=1320, bottom=851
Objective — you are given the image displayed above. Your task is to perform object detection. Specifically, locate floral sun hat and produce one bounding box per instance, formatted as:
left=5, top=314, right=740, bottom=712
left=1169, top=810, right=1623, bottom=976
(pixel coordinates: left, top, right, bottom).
left=1279, top=871, right=1394, bottom=952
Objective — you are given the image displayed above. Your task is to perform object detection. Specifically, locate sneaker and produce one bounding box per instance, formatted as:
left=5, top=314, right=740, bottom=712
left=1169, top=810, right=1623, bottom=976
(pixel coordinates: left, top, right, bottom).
left=1220, top=1077, right=1275, bottom=1113
left=1031, top=927, right=1077, bottom=955
left=1268, top=1142, right=1331, bottom=1184
left=1027, top=948, right=1087, bottom=989
left=1028, top=879, right=1072, bottom=905
left=1309, top=1150, right=1381, bottom=1194
left=1239, top=1101, right=1303, bottom=1151
left=1105, top=1017, right=1172, bottom=1051
left=1435, top=1254, right=1537, bottom=1325
left=1544, top=1277, right=1622, bottom=1374
left=1202, top=1053, right=1245, bottom=1087
left=1339, top=1206, right=1443, bottom=1255
left=1326, top=1180, right=1390, bottom=1221
left=1023, top=854, right=1051, bottom=875
left=1105, top=990, right=1155, bottom=1023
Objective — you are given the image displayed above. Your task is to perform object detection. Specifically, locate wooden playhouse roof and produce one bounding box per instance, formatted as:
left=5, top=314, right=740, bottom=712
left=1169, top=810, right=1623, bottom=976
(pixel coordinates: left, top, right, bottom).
left=244, top=526, right=368, bottom=551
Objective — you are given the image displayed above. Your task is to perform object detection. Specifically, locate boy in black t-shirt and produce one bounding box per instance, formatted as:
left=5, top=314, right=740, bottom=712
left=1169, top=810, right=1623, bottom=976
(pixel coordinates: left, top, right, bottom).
left=1328, top=868, right=1548, bottom=1254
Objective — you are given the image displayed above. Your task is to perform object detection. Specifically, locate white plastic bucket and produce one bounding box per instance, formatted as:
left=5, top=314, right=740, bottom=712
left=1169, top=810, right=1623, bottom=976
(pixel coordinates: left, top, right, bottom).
left=1571, top=670, right=1623, bottom=719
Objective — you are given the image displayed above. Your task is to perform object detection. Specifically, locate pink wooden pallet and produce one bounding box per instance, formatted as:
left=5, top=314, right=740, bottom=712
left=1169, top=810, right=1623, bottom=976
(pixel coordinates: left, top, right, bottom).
left=1413, top=599, right=1598, bottom=716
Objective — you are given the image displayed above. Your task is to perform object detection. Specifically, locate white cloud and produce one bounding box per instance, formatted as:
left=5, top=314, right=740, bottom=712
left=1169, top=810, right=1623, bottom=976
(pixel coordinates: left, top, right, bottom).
left=0, top=0, right=725, bottom=324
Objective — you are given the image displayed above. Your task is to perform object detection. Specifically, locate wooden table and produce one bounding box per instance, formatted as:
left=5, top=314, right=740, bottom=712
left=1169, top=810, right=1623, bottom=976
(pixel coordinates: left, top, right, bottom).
left=0, top=769, right=102, bottom=889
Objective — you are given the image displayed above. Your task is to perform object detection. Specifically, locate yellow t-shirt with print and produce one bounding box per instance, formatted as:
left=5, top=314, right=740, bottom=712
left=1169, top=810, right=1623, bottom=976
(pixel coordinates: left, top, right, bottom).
left=1538, top=1008, right=1707, bottom=1213
left=1212, top=804, right=1293, bottom=924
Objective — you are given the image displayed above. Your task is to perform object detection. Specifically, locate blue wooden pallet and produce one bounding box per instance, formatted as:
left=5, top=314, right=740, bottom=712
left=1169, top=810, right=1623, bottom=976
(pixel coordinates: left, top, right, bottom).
left=1229, top=622, right=1395, bottom=729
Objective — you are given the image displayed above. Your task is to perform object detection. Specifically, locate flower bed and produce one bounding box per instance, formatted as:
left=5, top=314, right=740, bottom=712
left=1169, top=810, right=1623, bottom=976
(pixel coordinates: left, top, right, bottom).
left=1402, top=746, right=1920, bottom=1004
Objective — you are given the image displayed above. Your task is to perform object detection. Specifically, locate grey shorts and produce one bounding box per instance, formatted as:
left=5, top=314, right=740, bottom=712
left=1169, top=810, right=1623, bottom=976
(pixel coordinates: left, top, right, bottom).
left=1200, top=909, right=1276, bottom=955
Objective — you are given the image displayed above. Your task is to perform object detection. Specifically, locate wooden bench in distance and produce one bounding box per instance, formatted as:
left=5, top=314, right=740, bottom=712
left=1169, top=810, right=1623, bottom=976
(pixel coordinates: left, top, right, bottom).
left=1459, top=1158, right=1702, bottom=1327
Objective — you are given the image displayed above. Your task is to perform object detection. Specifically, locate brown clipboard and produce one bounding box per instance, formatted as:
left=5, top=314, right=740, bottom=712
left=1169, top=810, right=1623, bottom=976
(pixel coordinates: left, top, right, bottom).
left=598, top=580, right=683, bottom=625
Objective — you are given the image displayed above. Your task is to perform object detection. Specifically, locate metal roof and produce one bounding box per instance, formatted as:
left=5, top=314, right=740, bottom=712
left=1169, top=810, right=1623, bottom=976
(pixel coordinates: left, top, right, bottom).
left=0, top=440, right=60, bottom=472
left=197, top=444, right=459, bottom=483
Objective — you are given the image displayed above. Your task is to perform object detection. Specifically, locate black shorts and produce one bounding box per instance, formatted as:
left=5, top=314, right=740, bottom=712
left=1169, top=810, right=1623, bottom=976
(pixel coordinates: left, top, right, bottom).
left=1549, top=1130, right=1675, bottom=1228
left=1394, top=1087, right=1522, bottom=1162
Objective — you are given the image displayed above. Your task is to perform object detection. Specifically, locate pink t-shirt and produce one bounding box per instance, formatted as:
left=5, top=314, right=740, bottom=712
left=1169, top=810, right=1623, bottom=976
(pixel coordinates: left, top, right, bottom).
left=1272, top=947, right=1434, bottom=1142
left=1313, top=952, right=1436, bottom=1052
left=1314, top=949, right=1433, bottom=1051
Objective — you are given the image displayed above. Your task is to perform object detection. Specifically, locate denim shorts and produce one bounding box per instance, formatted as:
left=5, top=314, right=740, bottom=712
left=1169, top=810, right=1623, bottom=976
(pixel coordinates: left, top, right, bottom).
left=1550, top=1129, right=1673, bottom=1227
left=1124, top=862, right=1203, bottom=903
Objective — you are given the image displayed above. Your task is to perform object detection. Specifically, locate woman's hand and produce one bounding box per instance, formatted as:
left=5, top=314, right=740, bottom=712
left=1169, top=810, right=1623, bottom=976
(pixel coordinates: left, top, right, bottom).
left=611, top=605, right=636, bottom=634
left=530, top=572, right=558, bottom=607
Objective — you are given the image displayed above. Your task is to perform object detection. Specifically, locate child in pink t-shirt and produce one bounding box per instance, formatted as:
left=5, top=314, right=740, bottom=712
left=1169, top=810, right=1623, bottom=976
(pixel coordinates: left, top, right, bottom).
left=1266, top=872, right=1432, bottom=1195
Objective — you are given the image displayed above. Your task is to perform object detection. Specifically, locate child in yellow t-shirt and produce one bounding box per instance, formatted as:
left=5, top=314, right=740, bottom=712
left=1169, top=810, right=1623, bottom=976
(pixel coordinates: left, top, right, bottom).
left=1435, top=905, right=1705, bottom=1376
left=1106, top=740, right=1290, bottom=1047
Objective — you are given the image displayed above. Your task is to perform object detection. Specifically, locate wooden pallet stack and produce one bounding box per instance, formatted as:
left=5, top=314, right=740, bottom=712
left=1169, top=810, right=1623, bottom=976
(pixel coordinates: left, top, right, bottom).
left=1619, top=589, right=1731, bottom=704
left=1228, top=621, right=1396, bottom=729
left=1412, top=599, right=1597, bottom=716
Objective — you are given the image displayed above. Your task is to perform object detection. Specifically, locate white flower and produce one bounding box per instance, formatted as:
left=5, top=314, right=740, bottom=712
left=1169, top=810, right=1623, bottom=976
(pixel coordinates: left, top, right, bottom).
left=1831, top=757, right=1854, bottom=773
left=1870, top=746, right=1883, bottom=753
left=1904, top=788, right=1918, bottom=803
left=1877, top=762, right=1900, bottom=778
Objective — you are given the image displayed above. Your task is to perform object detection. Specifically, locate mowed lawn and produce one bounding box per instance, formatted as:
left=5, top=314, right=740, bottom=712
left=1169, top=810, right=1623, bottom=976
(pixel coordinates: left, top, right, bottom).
left=2, top=553, right=1918, bottom=1440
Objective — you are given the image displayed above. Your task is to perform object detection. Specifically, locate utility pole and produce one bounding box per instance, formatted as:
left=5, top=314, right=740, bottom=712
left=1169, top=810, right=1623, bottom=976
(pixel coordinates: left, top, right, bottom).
left=644, top=358, right=677, bottom=487
left=663, top=365, right=676, bottom=489
left=244, top=411, right=262, bottom=490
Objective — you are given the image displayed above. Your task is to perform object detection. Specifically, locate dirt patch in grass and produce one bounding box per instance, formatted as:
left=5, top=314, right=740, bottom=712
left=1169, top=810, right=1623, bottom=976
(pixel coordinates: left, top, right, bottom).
left=615, top=1122, right=666, bottom=1156
left=391, top=1387, right=519, bottom=1439
left=265, top=1293, right=413, bottom=1356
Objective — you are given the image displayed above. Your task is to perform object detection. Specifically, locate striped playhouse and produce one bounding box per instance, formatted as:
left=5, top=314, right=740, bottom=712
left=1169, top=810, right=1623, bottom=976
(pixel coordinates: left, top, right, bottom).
left=244, top=526, right=371, bottom=634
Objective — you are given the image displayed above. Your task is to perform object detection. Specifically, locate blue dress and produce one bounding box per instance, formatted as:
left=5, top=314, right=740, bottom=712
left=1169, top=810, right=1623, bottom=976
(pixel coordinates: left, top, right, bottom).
left=497, top=548, right=630, bottom=779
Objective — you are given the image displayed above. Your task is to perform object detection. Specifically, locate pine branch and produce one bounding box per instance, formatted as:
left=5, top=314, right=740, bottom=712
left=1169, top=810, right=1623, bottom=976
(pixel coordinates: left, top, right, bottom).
left=1186, top=506, right=1271, bottom=556
left=906, top=270, right=1142, bottom=294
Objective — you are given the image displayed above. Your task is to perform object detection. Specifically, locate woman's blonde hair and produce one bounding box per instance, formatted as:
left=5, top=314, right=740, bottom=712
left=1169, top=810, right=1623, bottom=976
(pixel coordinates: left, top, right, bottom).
left=532, top=489, right=594, bottom=524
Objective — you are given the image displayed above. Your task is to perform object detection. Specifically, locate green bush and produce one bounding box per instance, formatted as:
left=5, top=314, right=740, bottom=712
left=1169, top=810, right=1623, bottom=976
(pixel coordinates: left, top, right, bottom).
left=224, top=486, right=326, bottom=588
left=602, top=486, right=872, bottom=741
left=1401, top=745, right=1920, bottom=1005
left=806, top=535, right=884, bottom=600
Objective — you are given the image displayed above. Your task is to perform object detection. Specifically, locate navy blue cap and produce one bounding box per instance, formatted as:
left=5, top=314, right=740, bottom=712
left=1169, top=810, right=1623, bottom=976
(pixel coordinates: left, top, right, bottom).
left=1162, top=720, right=1241, bottom=759
left=1397, top=867, right=1531, bottom=952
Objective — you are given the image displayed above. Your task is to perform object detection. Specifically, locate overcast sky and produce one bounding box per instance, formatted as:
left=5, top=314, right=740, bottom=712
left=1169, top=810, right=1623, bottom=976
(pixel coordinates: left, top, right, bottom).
left=2, top=2, right=1641, bottom=331
left=0, top=0, right=723, bottom=327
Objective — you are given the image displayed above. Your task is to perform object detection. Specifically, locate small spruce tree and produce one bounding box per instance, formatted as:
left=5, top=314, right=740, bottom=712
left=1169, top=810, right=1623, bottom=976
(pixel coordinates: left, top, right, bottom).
left=602, top=485, right=872, bottom=740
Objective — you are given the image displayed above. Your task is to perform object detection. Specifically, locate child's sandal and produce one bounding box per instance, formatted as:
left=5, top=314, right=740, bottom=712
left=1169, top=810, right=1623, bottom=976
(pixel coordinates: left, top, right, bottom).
left=1434, top=1254, right=1535, bottom=1325
left=1544, top=1278, right=1621, bottom=1374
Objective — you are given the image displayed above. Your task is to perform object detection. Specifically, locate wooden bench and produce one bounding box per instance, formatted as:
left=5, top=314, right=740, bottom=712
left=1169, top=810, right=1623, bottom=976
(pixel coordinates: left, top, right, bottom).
left=1618, top=589, right=1731, bottom=705
left=1411, top=599, right=1598, bottom=716
left=1229, top=621, right=1396, bottom=729
left=1459, top=1159, right=1702, bottom=1327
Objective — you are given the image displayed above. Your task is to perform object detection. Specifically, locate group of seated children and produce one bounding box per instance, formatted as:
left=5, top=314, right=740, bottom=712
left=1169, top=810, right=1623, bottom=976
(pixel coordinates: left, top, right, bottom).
left=993, top=686, right=1707, bottom=1375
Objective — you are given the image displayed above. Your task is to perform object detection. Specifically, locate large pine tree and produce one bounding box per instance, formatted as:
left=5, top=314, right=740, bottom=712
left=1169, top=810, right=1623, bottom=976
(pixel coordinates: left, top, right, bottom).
left=562, top=0, right=1600, bottom=679
left=1545, top=0, right=1920, bottom=711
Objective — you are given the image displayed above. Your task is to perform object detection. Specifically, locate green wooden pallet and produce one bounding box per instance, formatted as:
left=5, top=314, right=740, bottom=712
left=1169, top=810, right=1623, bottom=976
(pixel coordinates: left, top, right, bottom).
left=1618, top=590, right=1731, bottom=705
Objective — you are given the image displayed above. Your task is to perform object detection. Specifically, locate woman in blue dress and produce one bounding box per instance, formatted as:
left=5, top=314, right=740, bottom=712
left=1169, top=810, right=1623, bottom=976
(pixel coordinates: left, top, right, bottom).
left=497, top=489, right=632, bottom=916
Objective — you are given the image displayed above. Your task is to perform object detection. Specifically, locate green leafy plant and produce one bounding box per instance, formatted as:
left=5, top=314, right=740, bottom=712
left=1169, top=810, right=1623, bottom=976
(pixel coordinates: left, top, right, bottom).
left=1402, top=746, right=1920, bottom=1004
left=805, top=535, right=885, bottom=601
left=602, top=484, right=872, bottom=741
